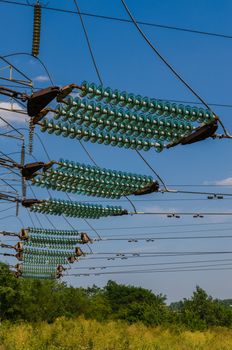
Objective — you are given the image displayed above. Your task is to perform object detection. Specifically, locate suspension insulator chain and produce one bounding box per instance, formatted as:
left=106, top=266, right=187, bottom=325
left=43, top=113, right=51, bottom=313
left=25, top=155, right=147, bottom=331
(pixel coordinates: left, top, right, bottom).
left=32, top=3, right=41, bottom=57
left=29, top=119, right=35, bottom=155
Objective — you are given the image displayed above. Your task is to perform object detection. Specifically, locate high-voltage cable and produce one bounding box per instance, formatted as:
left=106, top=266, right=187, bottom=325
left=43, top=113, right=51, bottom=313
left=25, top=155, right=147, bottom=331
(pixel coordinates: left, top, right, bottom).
left=1, top=0, right=232, bottom=40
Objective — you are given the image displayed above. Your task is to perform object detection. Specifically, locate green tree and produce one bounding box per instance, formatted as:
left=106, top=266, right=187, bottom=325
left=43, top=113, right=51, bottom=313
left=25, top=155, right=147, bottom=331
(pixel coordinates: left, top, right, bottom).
left=103, top=280, right=169, bottom=325
left=0, top=263, right=22, bottom=320
left=178, top=286, right=232, bottom=329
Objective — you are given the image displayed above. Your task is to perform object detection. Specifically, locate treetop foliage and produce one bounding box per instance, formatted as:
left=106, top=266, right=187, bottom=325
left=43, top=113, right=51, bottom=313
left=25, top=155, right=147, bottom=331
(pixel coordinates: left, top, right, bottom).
left=0, top=263, right=231, bottom=330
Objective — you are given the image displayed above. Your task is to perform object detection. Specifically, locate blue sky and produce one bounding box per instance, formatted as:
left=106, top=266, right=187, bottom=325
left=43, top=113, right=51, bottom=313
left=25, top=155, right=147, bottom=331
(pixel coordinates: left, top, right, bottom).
left=0, top=0, right=231, bottom=302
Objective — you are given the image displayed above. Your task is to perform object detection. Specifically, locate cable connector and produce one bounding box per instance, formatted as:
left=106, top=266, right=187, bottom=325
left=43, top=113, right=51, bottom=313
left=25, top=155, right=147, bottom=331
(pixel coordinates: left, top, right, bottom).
left=180, top=121, right=218, bottom=145
left=67, top=256, right=77, bottom=264
left=21, top=161, right=54, bottom=179
left=21, top=198, right=44, bottom=208
left=19, top=229, right=29, bottom=241
left=111, top=209, right=128, bottom=216
left=75, top=247, right=85, bottom=257
left=27, top=86, right=60, bottom=117
left=167, top=121, right=218, bottom=148
left=80, top=232, right=92, bottom=244
left=57, top=84, right=80, bottom=102
left=134, top=181, right=159, bottom=196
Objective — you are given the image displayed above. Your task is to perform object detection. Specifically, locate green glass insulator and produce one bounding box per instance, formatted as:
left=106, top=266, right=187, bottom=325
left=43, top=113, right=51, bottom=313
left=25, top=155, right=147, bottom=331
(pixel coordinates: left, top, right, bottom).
left=102, top=87, right=113, bottom=103
left=75, top=129, right=84, bottom=140
left=92, top=86, right=103, bottom=101
left=60, top=123, right=69, bottom=137
left=154, top=142, right=164, bottom=153
left=110, top=135, right=118, bottom=146
left=163, top=102, right=171, bottom=113
left=176, top=104, right=185, bottom=117
left=87, top=83, right=99, bottom=99
left=140, top=97, right=150, bottom=111
left=61, top=107, right=77, bottom=122
left=126, top=93, right=136, bottom=108
left=72, top=97, right=86, bottom=110
left=82, top=130, right=90, bottom=142
left=123, top=92, right=132, bottom=107
left=131, top=95, right=141, bottom=110
left=54, top=125, right=62, bottom=136
left=123, top=137, right=131, bottom=149
left=197, top=109, right=206, bottom=123
left=80, top=81, right=90, bottom=97
left=54, top=105, right=67, bottom=120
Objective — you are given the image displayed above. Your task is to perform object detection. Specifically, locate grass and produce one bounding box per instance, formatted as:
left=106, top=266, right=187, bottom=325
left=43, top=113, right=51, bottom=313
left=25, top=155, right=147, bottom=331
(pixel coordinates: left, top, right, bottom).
left=0, top=317, right=232, bottom=350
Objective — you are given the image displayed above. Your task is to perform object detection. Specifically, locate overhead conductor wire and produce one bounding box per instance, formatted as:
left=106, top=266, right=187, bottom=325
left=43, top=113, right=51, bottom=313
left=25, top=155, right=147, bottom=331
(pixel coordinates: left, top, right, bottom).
left=30, top=124, right=95, bottom=251
left=1, top=0, right=232, bottom=40
left=73, top=0, right=138, bottom=214
left=1, top=1, right=231, bottom=276
left=120, top=0, right=232, bottom=141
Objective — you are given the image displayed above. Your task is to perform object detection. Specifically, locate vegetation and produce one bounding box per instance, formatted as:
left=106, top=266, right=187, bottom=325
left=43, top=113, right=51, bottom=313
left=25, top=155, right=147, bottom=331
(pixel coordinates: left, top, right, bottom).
left=1, top=262, right=232, bottom=329
left=1, top=262, right=232, bottom=349
left=1, top=318, right=232, bottom=350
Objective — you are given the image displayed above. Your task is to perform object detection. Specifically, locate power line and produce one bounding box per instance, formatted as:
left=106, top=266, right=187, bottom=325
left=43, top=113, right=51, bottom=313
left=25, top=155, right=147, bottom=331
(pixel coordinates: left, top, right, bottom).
left=0, top=205, right=16, bottom=213
left=69, top=265, right=232, bottom=277
left=1, top=0, right=232, bottom=40
left=98, top=234, right=232, bottom=242
left=23, top=130, right=75, bottom=231
left=71, top=1, right=137, bottom=214
left=71, top=257, right=232, bottom=270
left=166, top=184, right=232, bottom=187
left=169, top=189, right=232, bottom=197
left=78, top=140, right=99, bottom=167
left=83, top=251, right=232, bottom=261
left=103, top=226, right=232, bottom=238
left=0, top=215, right=24, bottom=226
left=73, top=0, right=103, bottom=84
left=0, top=113, right=24, bottom=138
left=0, top=0, right=230, bottom=282
left=120, top=0, right=232, bottom=139
left=26, top=208, right=35, bottom=227
left=135, top=150, right=168, bottom=190
left=78, top=250, right=232, bottom=256
left=53, top=221, right=232, bottom=232
left=83, top=0, right=223, bottom=195
left=120, top=0, right=212, bottom=112
left=3, top=52, right=54, bottom=86
left=30, top=127, right=100, bottom=241
left=83, top=218, right=102, bottom=241
left=27, top=183, right=44, bottom=228
left=0, top=54, right=32, bottom=83
left=2, top=82, right=232, bottom=109
left=28, top=198, right=230, bottom=203
left=132, top=211, right=232, bottom=216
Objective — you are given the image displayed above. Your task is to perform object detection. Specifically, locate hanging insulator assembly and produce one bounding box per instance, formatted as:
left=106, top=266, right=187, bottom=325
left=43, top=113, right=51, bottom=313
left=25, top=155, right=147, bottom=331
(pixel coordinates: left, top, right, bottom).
left=32, top=3, right=42, bottom=56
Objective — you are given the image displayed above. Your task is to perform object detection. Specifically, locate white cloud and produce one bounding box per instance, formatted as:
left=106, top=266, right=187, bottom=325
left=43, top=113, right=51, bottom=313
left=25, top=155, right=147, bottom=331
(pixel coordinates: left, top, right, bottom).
left=214, top=178, right=232, bottom=186
left=69, top=92, right=80, bottom=98
left=34, top=75, right=49, bottom=82
left=139, top=205, right=179, bottom=214
left=0, top=102, right=29, bottom=126
left=204, top=178, right=232, bottom=186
